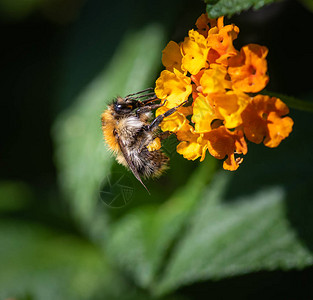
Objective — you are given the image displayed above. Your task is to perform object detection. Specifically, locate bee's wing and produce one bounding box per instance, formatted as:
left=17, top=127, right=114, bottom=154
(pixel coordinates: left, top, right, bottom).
left=115, top=132, right=150, bottom=194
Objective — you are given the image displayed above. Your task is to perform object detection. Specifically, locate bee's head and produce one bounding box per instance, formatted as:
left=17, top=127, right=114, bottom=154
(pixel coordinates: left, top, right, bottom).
left=113, top=97, right=137, bottom=115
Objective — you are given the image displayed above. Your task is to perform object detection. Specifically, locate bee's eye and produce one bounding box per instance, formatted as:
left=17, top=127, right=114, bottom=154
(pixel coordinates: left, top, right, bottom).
left=114, top=103, right=133, bottom=113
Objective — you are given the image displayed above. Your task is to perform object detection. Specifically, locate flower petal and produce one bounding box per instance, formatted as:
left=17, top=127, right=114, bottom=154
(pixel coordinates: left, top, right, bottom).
left=205, top=127, right=247, bottom=170
left=242, top=95, right=294, bottom=147
left=162, top=41, right=183, bottom=72
left=156, top=106, right=189, bottom=132
left=212, top=91, right=249, bottom=128
left=177, top=140, right=203, bottom=161
left=196, top=13, right=210, bottom=37
left=155, top=69, right=192, bottom=108
left=228, top=44, right=269, bottom=93
left=207, top=24, right=239, bottom=64
left=181, top=30, right=209, bottom=75
left=200, top=64, right=231, bottom=94
left=192, top=93, right=216, bottom=133
left=176, top=124, right=204, bottom=161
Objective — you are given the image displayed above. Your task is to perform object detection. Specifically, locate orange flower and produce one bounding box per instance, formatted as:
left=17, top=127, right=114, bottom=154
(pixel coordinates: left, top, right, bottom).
left=242, top=95, right=294, bottom=147
left=195, top=13, right=210, bottom=37
left=205, top=127, right=247, bottom=171
left=211, top=91, right=249, bottom=128
left=228, top=44, right=269, bottom=93
left=195, top=13, right=220, bottom=38
left=153, top=13, right=293, bottom=171
left=207, top=21, right=239, bottom=65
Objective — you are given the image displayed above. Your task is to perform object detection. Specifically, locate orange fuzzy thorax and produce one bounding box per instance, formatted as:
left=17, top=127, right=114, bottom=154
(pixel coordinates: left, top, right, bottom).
left=101, top=107, right=120, bottom=153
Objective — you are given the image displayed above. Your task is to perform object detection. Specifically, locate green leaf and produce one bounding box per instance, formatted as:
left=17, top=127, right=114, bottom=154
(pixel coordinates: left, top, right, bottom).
left=0, top=220, right=128, bottom=300
left=205, top=0, right=277, bottom=18
left=298, top=0, right=313, bottom=13
left=153, top=109, right=313, bottom=296
left=107, top=157, right=217, bottom=289
left=154, top=175, right=313, bottom=295
left=53, top=24, right=166, bottom=239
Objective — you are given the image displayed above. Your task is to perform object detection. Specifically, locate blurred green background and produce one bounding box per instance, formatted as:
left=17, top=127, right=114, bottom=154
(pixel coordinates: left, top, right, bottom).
left=1, top=0, right=313, bottom=299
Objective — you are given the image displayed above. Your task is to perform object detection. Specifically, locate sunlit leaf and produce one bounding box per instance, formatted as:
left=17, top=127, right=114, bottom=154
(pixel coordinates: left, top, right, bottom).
left=153, top=110, right=313, bottom=296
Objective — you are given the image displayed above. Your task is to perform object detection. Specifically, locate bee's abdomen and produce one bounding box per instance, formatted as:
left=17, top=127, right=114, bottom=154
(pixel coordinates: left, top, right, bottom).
left=136, top=148, right=169, bottom=179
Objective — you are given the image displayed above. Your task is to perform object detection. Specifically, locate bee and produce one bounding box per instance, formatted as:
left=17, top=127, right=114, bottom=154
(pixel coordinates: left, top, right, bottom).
left=101, top=88, right=182, bottom=192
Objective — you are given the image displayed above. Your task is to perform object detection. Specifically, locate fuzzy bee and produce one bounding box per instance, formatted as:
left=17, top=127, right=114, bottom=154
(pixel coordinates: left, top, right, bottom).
left=101, top=88, right=182, bottom=192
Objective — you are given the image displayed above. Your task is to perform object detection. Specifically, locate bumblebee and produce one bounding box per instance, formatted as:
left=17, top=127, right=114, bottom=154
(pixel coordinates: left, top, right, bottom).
left=101, top=88, right=181, bottom=192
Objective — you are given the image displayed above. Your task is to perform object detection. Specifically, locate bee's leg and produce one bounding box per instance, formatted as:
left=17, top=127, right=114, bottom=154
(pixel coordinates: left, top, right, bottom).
left=125, top=88, right=156, bottom=102
left=135, top=102, right=163, bottom=118
left=139, top=95, right=158, bottom=103
left=127, top=94, right=156, bottom=102
left=145, top=100, right=187, bottom=132
left=125, top=88, right=153, bottom=98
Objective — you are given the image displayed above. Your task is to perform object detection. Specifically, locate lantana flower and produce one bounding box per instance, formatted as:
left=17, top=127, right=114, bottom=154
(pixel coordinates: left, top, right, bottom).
left=228, top=44, right=269, bottom=93
left=154, top=13, right=294, bottom=171
left=181, top=30, right=209, bottom=75
left=155, top=69, right=192, bottom=108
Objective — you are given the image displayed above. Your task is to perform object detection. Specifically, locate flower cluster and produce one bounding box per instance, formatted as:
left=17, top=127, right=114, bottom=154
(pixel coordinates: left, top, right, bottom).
left=154, top=14, right=293, bottom=170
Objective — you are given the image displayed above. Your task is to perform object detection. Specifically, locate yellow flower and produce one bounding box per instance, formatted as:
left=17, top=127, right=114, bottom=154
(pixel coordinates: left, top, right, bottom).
left=155, top=68, right=192, bottom=108
left=176, top=124, right=207, bottom=161
left=192, top=93, right=216, bottom=133
left=155, top=105, right=191, bottom=132
left=200, top=64, right=231, bottom=94
left=162, top=41, right=183, bottom=72
left=181, top=30, right=209, bottom=75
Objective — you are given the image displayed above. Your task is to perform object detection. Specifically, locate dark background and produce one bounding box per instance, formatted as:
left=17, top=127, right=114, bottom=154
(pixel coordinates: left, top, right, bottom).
left=1, top=0, right=313, bottom=299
